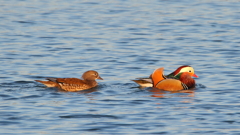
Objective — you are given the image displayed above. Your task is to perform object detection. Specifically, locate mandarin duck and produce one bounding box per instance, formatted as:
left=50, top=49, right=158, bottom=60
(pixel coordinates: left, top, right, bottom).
left=35, top=70, right=103, bottom=92
left=132, top=65, right=198, bottom=87
left=151, top=67, right=197, bottom=91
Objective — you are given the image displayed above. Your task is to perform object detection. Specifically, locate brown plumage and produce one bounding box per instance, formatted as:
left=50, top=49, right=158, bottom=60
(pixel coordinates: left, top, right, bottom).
left=152, top=67, right=196, bottom=91
left=35, top=70, right=103, bottom=92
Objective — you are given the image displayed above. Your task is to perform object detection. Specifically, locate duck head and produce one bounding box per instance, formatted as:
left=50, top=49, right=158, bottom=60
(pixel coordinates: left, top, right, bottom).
left=169, top=65, right=198, bottom=78
left=82, top=70, right=103, bottom=81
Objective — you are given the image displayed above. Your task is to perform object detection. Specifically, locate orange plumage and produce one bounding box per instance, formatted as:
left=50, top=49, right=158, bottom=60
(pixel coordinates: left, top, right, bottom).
left=132, top=65, right=198, bottom=87
left=151, top=67, right=196, bottom=91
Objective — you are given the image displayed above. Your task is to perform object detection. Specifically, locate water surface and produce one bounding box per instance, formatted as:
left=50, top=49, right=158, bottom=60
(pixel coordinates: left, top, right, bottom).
left=0, top=0, right=240, bottom=134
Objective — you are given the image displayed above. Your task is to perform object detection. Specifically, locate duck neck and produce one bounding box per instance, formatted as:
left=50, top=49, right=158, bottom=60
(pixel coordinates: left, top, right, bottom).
left=179, top=73, right=195, bottom=88
left=85, top=79, right=97, bottom=87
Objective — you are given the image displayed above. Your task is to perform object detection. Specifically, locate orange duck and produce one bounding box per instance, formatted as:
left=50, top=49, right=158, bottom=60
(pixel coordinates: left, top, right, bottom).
left=35, top=70, right=103, bottom=92
left=132, top=65, right=198, bottom=87
left=151, top=67, right=197, bottom=91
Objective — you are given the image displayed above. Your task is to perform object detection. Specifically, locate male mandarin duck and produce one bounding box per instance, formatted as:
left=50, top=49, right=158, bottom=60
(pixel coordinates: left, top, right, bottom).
left=35, top=70, right=103, bottom=92
left=151, top=67, right=197, bottom=91
left=132, top=65, right=198, bottom=87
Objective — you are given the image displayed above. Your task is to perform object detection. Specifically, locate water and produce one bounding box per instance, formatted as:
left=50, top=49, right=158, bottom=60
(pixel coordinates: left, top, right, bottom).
left=0, top=0, right=240, bottom=134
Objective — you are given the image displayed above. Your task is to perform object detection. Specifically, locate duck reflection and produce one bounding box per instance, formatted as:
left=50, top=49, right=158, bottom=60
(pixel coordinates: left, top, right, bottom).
left=147, top=87, right=195, bottom=99
left=57, top=87, right=98, bottom=94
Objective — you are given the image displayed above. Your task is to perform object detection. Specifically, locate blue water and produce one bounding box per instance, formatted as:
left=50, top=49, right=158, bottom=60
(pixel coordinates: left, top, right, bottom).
left=1, top=0, right=240, bottom=134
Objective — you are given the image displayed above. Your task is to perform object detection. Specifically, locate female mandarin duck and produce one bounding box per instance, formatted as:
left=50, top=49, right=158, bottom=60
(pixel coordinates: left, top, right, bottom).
left=132, top=65, right=198, bottom=87
left=151, top=67, right=197, bottom=91
left=35, top=70, right=103, bottom=92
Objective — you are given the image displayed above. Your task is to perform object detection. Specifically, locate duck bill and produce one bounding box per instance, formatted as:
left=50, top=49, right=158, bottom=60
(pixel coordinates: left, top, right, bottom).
left=192, top=73, right=198, bottom=78
left=97, top=76, right=103, bottom=80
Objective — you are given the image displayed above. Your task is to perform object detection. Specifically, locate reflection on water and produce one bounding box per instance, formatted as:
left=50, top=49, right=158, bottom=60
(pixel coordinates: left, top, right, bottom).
left=146, top=87, right=195, bottom=104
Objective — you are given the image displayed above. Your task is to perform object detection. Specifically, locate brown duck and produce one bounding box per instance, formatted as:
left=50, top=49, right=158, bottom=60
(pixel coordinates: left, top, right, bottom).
left=35, top=70, right=103, bottom=92
left=151, top=67, right=197, bottom=91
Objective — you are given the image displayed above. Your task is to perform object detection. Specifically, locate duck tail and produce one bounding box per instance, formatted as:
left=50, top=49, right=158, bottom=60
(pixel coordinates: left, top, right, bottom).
left=35, top=80, right=57, bottom=87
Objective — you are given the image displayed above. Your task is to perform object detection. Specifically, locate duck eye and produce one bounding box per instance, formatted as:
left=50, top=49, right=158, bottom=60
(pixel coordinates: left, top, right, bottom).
left=189, top=70, right=191, bottom=72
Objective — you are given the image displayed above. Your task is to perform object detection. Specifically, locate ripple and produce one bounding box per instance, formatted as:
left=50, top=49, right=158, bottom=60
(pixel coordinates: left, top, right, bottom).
left=0, top=121, right=21, bottom=125
left=59, top=114, right=120, bottom=119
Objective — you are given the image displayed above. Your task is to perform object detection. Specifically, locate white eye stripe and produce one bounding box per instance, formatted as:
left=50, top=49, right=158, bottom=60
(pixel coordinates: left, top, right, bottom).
left=179, top=67, right=194, bottom=73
